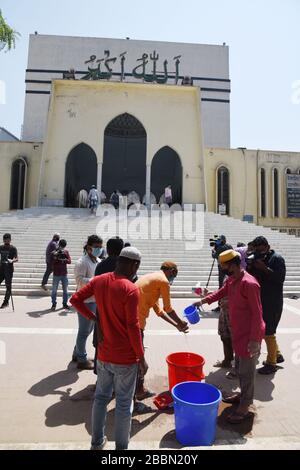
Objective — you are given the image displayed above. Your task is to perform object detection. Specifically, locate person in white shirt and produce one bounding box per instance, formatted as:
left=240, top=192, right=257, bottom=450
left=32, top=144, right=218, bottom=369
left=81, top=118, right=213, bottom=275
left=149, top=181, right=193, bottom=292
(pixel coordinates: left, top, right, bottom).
left=164, top=185, right=172, bottom=206
left=72, top=234, right=103, bottom=369
left=88, top=186, right=100, bottom=214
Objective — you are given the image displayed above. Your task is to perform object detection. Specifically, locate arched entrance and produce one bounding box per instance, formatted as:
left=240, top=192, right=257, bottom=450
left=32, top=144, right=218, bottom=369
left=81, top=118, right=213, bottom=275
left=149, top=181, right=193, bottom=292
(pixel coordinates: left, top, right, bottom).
left=102, top=113, right=147, bottom=202
left=64, top=143, right=97, bottom=207
left=10, top=158, right=27, bottom=210
left=151, top=146, right=182, bottom=204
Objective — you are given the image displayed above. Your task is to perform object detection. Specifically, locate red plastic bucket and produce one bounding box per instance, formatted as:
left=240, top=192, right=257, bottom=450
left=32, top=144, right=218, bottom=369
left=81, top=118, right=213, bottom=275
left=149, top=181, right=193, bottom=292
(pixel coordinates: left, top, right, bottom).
left=166, top=352, right=205, bottom=391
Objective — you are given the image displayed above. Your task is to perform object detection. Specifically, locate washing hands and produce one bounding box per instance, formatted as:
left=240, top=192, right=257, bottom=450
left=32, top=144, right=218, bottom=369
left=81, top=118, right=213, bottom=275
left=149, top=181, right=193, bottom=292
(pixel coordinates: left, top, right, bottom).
left=177, top=320, right=189, bottom=334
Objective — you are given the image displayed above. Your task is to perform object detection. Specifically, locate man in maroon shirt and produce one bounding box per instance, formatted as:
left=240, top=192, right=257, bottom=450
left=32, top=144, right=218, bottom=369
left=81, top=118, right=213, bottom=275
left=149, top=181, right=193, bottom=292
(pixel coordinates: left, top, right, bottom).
left=70, top=246, right=148, bottom=450
left=194, top=249, right=265, bottom=424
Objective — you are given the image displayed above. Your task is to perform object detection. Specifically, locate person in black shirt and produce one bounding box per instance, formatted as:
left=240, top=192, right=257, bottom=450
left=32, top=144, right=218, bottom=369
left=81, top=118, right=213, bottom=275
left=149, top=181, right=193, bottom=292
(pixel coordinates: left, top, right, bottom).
left=93, top=237, right=125, bottom=373
left=212, top=235, right=233, bottom=287
left=211, top=235, right=232, bottom=312
left=247, top=236, right=286, bottom=375
left=0, top=233, right=18, bottom=309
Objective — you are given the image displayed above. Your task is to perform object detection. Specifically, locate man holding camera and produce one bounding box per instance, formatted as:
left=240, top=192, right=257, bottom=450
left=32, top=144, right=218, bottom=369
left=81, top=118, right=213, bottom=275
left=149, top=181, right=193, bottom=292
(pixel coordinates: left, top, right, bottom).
left=0, top=234, right=18, bottom=309
left=247, top=236, right=286, bottom=375
left=211, top=235, right=233, bottom=287
left=211, top=235, right=232, bottom=312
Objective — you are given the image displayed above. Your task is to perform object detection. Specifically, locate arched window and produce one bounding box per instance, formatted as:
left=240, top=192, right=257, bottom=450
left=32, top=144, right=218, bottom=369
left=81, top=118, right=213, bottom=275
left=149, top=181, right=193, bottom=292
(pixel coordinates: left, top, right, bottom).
left=286, top=168, right=292, bottom=175
left=217, top=166, right=230, bottom=215
left=10, top=158, right=27, bottom=210
left=151, top=146, right=182, bottom=205
left=64, top=143, right=97, bottom=207
left=273, top=168, right=279, bottom=217
left=260, top=168, right=266, bottom=217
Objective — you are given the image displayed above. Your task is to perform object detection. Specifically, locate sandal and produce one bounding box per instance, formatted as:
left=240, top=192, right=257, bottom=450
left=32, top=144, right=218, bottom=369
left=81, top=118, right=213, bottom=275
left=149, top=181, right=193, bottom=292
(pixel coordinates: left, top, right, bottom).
left=226, top=411, right=253, bottom=424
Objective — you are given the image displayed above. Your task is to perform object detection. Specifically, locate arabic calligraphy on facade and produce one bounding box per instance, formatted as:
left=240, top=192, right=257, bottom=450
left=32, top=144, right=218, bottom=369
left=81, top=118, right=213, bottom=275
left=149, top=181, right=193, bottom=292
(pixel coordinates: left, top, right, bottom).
left=81, top=50, right=181, bottom=84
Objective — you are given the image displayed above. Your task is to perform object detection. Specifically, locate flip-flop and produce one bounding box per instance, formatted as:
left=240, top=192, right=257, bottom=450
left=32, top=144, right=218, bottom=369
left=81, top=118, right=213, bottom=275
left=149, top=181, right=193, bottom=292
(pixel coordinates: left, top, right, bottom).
left=226, top=411, right=253, bottom=424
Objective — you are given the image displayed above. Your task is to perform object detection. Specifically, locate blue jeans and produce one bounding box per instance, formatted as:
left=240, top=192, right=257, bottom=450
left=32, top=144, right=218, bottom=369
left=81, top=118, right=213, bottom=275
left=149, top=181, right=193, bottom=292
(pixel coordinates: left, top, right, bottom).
left=92, top=360, right=138, bottom=450
left=51, top=275, right=69, bottom=305
left=73, top=302, right=96, bottom=363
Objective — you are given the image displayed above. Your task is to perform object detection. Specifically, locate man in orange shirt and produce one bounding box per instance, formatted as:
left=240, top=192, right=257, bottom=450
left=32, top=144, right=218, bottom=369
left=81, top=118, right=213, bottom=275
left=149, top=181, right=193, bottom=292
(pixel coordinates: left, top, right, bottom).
left=135, top=261, right=189, bottom=400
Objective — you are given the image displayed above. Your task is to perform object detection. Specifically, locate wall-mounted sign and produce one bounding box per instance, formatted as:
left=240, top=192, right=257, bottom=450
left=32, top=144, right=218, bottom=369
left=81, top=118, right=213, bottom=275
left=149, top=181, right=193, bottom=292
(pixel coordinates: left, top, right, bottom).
left=287, top=174, right=300, bottom=218
left=218, top=203, right=226, bottom=215
left=81, top=50, right=181, bottom=84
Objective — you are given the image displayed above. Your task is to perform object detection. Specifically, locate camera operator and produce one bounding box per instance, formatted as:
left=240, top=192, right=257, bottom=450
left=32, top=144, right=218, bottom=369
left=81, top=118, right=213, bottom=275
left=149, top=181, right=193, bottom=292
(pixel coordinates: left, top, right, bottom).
left=0, top=234, right=18, bottom=309
left=246, top=236, right=286, bottom=375
left=210, top=235, right=232, bottom=312
left=50, top=239, right=71, bottom=311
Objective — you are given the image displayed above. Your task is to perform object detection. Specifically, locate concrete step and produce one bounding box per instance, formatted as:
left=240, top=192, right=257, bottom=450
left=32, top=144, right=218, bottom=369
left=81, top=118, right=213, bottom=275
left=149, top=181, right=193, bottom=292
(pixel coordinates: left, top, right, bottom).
left=1, top=207, right=299, bottom=297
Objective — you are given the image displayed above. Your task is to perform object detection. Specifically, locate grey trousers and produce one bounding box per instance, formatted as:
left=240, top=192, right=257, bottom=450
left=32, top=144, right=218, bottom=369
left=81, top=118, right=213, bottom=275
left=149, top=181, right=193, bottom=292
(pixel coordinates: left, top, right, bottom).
left=235, top=355, right=258, bottom=406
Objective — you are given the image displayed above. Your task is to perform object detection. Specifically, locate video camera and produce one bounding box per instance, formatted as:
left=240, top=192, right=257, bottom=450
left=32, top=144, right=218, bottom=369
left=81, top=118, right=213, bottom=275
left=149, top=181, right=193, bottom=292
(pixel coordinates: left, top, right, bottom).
left=209, top=235, right=223, bottom=249
left=0, top=252, right=9, bottom=265
left=54, top=249, right=67, bottom=262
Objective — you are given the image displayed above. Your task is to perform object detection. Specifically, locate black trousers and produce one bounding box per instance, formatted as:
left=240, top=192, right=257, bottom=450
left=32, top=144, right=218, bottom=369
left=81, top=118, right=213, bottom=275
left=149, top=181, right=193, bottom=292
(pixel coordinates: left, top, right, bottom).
left=0, top=268, right=13, bottom=304
left=42, top=262, right=53, bottom=286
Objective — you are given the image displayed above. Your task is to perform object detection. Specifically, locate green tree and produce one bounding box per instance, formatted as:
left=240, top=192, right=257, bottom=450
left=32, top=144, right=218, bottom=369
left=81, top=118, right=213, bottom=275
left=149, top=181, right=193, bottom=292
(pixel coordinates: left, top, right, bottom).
left=0, top=9, right=20, bottom=51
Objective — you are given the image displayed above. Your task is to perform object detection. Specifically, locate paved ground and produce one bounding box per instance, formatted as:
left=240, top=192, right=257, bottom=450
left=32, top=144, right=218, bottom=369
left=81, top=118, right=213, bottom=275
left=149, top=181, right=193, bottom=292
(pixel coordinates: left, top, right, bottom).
left=1, top=295, right=300, bottom=450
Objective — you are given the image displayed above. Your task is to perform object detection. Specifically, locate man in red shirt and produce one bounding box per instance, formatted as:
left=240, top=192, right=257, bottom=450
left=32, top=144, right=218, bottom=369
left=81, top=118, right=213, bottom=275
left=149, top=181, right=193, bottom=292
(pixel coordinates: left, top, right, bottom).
left=70, top=247, right=148, bottom=450
left=194, top=249, right=265, bottom=424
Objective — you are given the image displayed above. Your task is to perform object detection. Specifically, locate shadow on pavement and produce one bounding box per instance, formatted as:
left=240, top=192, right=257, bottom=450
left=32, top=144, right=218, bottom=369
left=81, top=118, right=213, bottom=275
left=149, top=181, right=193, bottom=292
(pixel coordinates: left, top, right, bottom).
left=44, top=388, right=163, bottom=440
left=28, top=362, right=80, bottom=397
left=205, top=364, right=276, bottom=403
left=26, top=308, right=75, bottom=318
left=29, top=365, right=163, bottom=442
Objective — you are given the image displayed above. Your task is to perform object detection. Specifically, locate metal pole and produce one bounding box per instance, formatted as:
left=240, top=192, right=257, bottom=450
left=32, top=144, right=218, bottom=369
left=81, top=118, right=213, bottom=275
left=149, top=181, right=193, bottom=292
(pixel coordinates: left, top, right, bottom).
left=205, top=258, right=216, bottom=289
left=10, top=291, right=14, bottom=312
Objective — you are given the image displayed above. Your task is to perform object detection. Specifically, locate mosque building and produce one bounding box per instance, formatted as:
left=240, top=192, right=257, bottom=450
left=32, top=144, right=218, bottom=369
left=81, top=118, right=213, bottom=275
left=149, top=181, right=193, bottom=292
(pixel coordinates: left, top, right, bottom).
left=0, top=34, right=299, bottom=234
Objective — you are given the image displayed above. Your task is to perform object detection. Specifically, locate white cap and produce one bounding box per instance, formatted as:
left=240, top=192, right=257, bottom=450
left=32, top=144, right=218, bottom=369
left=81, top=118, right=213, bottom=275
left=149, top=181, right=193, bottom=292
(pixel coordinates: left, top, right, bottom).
left=119, top=247, right=142, bottom=262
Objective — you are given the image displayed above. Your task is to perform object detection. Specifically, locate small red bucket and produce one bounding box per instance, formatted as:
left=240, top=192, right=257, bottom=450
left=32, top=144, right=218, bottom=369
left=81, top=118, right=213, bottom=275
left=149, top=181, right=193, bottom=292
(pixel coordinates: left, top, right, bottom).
left=166, top=352, right=205, bottom=391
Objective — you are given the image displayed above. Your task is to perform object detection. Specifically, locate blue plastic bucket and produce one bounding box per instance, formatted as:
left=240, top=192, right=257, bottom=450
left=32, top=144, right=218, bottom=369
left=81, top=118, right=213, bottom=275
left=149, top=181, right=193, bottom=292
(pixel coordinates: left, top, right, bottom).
left=172, top=381, right=221, bottom=446
left=184, top=305, right=200, bottom=325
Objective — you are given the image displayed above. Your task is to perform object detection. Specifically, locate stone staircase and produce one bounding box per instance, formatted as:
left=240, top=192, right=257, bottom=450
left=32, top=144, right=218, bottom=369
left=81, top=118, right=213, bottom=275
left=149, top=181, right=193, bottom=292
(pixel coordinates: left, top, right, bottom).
left=0, top=207, right=299, bottom=298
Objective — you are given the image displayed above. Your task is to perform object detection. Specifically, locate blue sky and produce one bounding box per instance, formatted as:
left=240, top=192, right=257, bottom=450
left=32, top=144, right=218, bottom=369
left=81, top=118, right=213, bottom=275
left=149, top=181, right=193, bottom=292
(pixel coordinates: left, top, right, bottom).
left=0, top=0, right=299, bottom=151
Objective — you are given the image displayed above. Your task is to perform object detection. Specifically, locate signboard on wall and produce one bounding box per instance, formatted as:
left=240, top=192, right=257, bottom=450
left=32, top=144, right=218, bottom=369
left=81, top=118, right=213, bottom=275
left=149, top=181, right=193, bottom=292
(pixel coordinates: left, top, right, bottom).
left=287, top=174, right=300, bottom=218
left=218, top=203, right=226, bottom=215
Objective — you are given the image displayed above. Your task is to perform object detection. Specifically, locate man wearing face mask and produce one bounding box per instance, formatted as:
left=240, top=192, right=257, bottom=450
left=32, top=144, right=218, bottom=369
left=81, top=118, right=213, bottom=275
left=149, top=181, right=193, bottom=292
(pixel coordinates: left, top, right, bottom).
left=135, top=261, right=189, bottom=400
left=72, top=235, right=103, bottom=369
left=247, top=236, right=286, bottom=375
left=194, top=250, right=265, bottom=424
